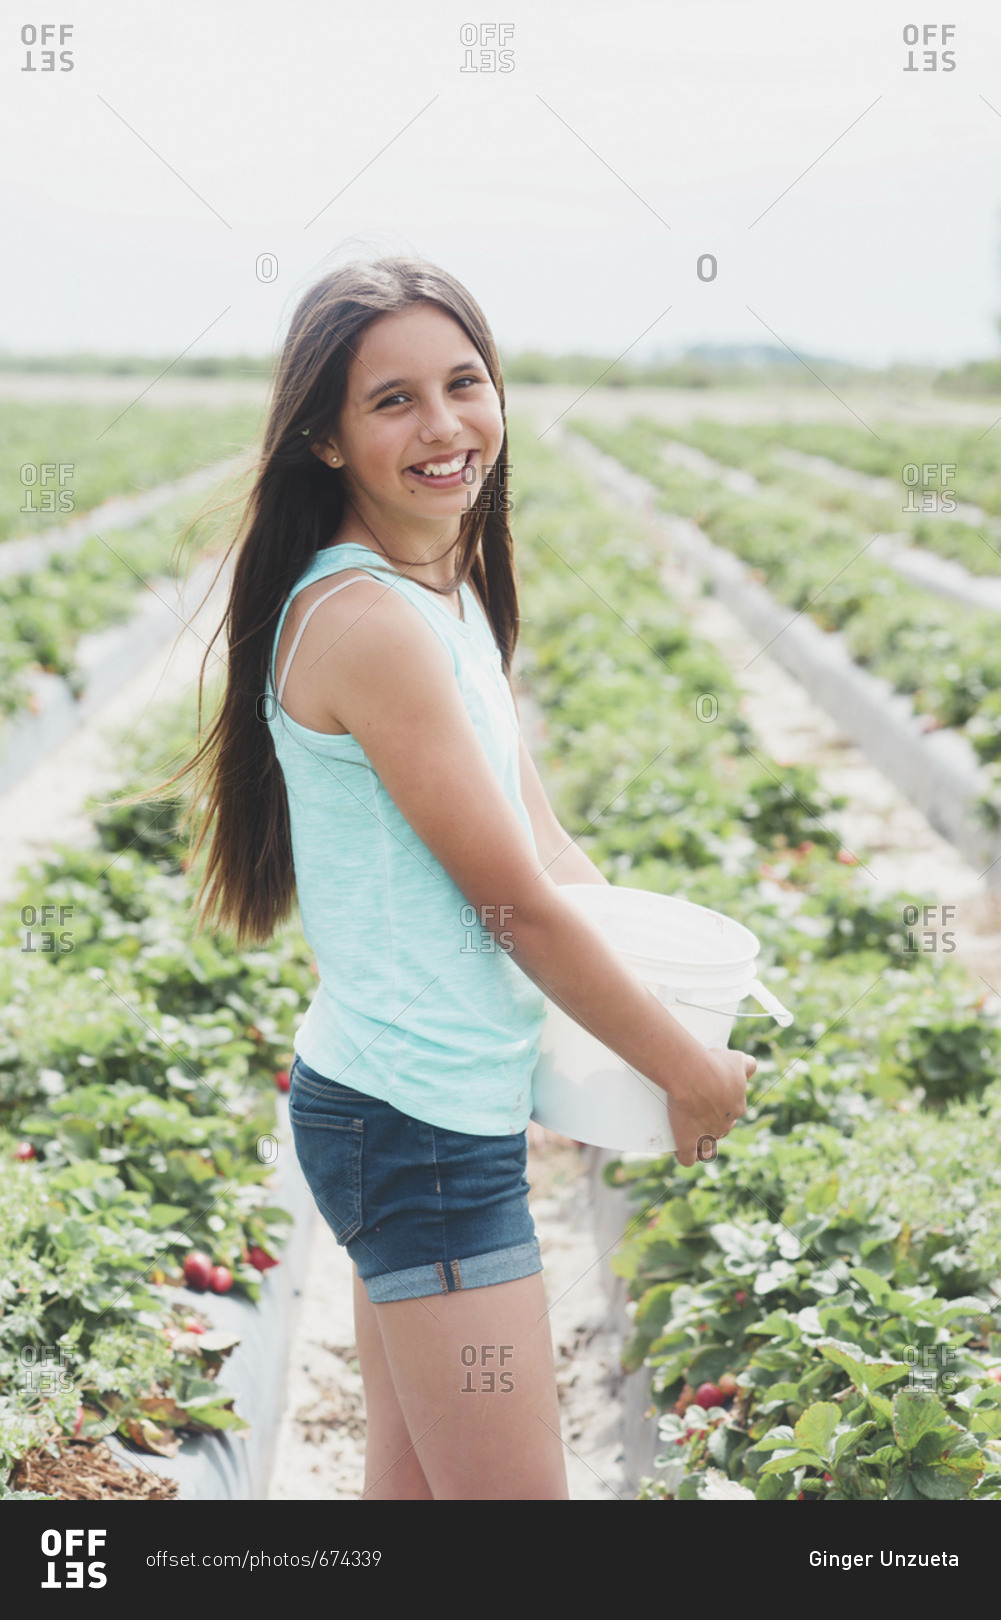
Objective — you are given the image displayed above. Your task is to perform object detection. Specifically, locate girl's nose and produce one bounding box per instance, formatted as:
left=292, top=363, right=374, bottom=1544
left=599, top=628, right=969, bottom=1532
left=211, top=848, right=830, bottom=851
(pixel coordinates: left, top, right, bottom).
left=417, top=395, right=465, bottom=445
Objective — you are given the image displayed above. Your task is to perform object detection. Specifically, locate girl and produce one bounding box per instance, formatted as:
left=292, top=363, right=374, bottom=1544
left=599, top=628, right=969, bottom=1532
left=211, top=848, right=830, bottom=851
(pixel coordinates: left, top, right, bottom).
left=173, top=255, right=755, bottom=1500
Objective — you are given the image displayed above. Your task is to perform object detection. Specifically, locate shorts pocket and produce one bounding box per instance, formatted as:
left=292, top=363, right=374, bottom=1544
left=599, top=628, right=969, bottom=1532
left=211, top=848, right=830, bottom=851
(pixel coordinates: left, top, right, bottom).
left=289, top=1107, right=364, bottom=1245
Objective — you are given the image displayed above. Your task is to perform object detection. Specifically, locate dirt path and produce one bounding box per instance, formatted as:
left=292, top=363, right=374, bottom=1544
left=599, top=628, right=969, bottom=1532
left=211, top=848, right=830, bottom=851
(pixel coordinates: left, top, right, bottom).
left=0, top=563, right=226, bottom=899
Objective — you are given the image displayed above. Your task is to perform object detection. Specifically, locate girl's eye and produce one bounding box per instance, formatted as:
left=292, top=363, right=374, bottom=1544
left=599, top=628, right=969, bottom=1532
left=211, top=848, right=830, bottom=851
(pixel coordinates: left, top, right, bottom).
left=378, top=376, right=483, bottom=408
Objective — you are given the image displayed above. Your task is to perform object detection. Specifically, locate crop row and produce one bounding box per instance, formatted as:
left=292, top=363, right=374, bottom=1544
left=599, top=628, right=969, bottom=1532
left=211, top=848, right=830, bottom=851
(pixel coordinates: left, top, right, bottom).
left=1, top=400, right=262, bottom=544
left=0, top=480, right=242, bottom=736
left=645, top=416, right=1001, bottom=579
left=0, top=696, right=315, bottom=1495
left=568, top=417, right=1001, bottom=789
left=509, top=417, right=1001, bottom=1500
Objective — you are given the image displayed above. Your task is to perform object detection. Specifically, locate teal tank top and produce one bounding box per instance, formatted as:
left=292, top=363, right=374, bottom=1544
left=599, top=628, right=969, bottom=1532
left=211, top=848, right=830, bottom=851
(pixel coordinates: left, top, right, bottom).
left=267, top=541, right=548, bottom=1136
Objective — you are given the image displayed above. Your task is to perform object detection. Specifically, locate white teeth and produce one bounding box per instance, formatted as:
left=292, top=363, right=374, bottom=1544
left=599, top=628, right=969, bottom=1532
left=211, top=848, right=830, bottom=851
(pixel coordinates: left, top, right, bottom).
left=412, top=452, right=468, bottom=477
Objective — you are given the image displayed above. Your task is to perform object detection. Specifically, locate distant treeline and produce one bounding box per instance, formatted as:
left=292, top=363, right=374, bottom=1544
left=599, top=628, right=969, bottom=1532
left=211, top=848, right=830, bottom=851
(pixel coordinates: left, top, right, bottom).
left=0, top=344, right=993, bottom=394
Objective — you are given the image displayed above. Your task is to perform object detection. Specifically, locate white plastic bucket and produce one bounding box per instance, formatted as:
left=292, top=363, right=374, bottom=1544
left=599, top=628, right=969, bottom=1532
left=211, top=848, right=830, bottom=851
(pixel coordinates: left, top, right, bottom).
left=530, top=885, right=793, bottom=1153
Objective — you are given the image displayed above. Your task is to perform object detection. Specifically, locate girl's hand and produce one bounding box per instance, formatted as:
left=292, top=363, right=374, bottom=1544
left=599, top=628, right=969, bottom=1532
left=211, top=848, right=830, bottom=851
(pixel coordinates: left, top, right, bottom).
left=665, top=1047, right=756, bottom=1167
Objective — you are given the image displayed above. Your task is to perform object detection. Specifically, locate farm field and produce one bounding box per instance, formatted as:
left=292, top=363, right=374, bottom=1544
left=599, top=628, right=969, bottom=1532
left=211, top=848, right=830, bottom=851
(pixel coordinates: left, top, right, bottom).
left=622, top=414, right=1001, bottom=577
left=569, top=416, right=1001, bottom=816
left=2, top=400, right=264, bottom=543
left=2, top=389, right=1000, bottom=1502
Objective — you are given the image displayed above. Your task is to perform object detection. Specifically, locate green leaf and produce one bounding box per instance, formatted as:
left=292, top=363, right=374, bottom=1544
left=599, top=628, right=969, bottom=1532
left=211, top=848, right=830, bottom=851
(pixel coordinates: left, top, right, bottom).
left=183, top=1403, right=250, bottom=1434
left=793, top=1402, right=841, bottom=1458
left=633, top=1283, right=677, bottom=1333
left=865, top=1445, right=902, bottom=1466
left=685, top=1344, right=734, bottom=1386
left=910, top=1431, right=985, bottom=1501
left=868, top=1392, right=894, bottom=1422
left=819, top=1338, right=910, bottom=1394
left=803, top=1174, right=839, bottom=1214
left=760, top=1450, right=825, bottom=1475
left=849, top=1267, right=892, bottom=1306
left=888, top=1467, right=924, bottom=1500
left=752, top=1424, right=796, bottom=1451
left=892, top=1388, right=951, bottom=1452
left=747, top=1309, right=798, bottom=1336
left=832, top=1422, right=876, bottom=1464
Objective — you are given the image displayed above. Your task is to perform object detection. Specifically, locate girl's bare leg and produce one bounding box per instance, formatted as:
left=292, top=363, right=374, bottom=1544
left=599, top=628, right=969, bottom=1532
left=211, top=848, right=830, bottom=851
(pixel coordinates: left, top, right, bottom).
left=352, top=1269, right=434, bottom=1499
left=369, top=1271, right=569, bottom=1500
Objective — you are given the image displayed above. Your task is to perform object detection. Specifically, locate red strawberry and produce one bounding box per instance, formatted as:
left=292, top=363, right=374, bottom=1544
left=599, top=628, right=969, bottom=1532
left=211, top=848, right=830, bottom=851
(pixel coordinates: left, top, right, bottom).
left=210, top=1265, right=233, bottom=1294
left=694, top=1382, right=724, bottom=1409
left=182, top=1251, right=214, bottom=1291
left=274, top=1069, right=291, bottom=1093
left=14, top=1142, right=35, bottom=1161
left=247, top=1245, right=279, bottom=1272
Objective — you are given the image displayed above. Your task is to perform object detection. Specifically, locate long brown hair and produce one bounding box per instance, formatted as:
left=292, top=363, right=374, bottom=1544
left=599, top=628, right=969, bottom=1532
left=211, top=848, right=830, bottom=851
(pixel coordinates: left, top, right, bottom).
left=130, top=256, right=522, bottom=946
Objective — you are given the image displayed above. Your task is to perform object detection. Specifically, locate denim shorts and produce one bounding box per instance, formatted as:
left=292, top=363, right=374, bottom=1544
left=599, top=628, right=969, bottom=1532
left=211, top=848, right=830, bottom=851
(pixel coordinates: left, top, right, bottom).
left=287, top=1055, right=542, bottom=1303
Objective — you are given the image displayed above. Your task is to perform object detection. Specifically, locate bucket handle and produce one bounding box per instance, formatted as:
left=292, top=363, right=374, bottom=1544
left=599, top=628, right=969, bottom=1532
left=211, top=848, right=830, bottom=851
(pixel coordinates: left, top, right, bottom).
left=673, top=977, right=794, bottom=1029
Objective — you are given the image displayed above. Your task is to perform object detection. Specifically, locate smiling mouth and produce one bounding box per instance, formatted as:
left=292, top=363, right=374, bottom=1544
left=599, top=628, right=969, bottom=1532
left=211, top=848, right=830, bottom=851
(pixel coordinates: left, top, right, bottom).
left=406, top=448, right=476, bottom=479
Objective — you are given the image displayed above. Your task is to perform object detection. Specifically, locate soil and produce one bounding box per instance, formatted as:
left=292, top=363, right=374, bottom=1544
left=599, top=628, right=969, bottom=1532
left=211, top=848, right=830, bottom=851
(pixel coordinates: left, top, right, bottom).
left=11, top=1439, right=179, bottom=1500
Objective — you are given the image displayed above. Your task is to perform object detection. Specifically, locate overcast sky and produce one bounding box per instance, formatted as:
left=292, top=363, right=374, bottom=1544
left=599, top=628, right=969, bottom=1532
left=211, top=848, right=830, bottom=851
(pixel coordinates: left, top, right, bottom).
left=6, top=0, right=1001, bottom=368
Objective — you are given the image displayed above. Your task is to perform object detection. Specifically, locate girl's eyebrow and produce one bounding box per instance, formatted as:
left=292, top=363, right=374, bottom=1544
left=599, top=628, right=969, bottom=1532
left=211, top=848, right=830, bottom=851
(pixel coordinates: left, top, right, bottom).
left=362, top=358, right=485, bottom=404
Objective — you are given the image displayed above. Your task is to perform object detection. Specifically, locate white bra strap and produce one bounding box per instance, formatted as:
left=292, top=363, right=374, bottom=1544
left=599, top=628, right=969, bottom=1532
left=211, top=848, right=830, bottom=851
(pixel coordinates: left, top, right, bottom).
left=276, top=574, right=387, bottom=706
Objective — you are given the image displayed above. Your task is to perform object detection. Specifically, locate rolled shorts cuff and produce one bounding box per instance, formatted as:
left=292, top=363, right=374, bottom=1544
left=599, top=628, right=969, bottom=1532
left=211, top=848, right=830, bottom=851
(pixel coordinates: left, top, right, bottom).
left=362, top=1238, right=543, bottom=1304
